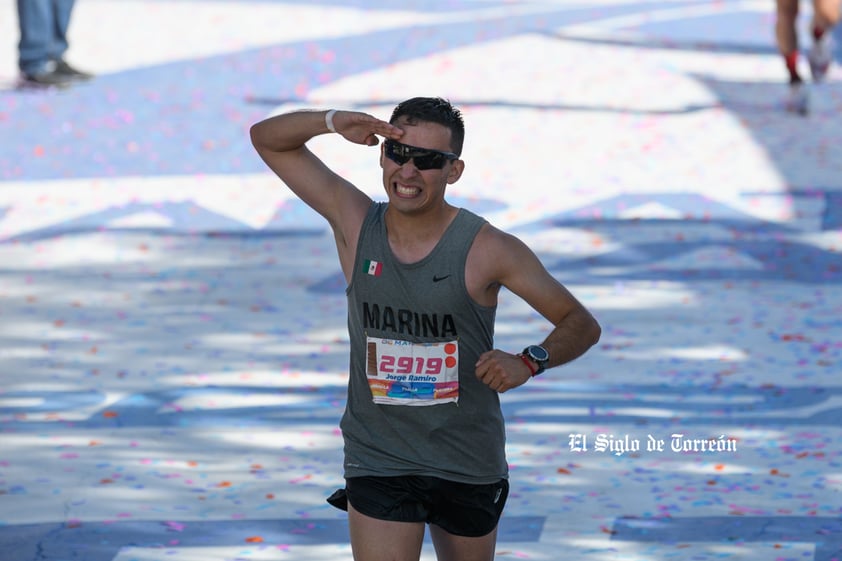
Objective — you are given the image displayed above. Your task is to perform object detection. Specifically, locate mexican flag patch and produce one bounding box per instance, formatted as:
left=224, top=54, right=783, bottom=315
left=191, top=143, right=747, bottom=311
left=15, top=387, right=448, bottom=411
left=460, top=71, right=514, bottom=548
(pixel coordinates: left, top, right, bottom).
left=363, top=259, right=383, bottom=276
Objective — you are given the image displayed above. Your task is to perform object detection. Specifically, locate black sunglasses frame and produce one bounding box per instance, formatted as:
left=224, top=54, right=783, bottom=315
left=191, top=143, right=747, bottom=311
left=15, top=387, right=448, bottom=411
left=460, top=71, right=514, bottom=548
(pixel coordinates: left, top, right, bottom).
left=384, top=139, right=459, bottom=171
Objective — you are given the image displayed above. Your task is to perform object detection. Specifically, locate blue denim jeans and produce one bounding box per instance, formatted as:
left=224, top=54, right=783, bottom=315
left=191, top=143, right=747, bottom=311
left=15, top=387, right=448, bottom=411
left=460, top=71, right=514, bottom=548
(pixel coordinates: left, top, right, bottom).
left=16, top=0, right=76, bottom=75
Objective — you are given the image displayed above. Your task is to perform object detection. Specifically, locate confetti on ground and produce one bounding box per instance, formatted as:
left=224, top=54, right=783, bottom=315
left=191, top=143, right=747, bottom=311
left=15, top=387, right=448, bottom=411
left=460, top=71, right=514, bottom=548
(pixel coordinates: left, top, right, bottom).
left=1, top=1, right=841, bottom=560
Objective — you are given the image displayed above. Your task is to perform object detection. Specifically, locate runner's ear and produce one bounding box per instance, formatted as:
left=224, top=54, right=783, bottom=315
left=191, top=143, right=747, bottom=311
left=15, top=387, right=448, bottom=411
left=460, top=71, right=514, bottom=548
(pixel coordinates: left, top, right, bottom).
left=446, top=159, right=464, bottom=184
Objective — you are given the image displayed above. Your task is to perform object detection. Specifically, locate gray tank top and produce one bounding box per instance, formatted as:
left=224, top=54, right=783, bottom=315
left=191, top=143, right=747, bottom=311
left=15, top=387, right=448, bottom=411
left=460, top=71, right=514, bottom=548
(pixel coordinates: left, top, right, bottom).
left=341, top=202, right=508, bottom=484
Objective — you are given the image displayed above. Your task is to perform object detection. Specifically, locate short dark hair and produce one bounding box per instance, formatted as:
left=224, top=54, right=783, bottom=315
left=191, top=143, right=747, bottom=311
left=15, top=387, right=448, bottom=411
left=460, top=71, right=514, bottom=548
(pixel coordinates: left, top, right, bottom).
left=390, top=97, right=465, bottom=156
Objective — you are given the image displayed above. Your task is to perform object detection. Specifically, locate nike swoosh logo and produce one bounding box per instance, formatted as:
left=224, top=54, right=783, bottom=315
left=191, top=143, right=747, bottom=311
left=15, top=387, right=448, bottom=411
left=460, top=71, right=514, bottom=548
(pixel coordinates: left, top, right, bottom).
left=433, top=275, right=451, bottom=282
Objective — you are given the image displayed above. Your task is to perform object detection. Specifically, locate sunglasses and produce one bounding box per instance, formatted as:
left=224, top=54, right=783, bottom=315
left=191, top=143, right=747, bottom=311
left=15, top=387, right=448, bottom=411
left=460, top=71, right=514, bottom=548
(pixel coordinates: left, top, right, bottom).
left=384, top=139, right=459, bottom=170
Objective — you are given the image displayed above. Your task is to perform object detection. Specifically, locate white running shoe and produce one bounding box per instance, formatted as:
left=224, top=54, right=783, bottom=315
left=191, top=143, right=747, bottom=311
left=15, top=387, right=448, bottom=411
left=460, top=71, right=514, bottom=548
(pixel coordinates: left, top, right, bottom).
left=808, top=33, right=833, bottom=82
left=784, top=82, right=809, bottom=115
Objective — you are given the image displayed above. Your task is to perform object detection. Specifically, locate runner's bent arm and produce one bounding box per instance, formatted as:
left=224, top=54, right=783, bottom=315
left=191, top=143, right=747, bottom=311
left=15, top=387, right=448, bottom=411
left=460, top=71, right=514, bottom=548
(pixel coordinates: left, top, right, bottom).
left=249, top=110, right=404, bottom=276
left=474, top=228, right=601, bottom=392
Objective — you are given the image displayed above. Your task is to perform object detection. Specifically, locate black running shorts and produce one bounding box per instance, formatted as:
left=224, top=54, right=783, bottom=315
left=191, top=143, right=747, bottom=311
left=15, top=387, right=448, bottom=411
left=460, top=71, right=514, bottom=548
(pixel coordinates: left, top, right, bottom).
left=326, top=475, right=509, bottom=537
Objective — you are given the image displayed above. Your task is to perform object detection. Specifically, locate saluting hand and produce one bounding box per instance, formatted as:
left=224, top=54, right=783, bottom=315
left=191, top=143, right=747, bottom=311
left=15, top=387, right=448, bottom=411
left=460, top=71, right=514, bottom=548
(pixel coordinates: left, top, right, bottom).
left=330, top=110, right=404, bottom=146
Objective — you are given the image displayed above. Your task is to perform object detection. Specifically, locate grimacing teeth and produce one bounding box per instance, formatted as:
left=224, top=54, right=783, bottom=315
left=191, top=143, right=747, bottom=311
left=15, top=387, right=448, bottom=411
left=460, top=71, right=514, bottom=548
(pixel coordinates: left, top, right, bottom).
left=396, top=183, right=420, bottom=196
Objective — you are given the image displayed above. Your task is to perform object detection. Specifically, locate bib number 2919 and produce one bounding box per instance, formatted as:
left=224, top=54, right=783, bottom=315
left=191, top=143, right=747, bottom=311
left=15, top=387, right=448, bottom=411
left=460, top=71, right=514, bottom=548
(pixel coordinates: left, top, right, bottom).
left=366, top=338, right=459, bottom=405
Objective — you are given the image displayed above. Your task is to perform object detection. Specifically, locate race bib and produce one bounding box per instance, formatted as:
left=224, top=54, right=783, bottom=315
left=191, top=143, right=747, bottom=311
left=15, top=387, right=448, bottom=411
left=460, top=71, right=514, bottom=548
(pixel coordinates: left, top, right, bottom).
left=366, top=336, right=459, bottom=406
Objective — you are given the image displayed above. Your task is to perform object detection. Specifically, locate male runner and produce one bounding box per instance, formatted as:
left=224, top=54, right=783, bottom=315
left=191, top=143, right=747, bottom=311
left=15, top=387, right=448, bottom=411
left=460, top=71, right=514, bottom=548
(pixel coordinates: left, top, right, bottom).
left=250, top=97, right=601, bottom=561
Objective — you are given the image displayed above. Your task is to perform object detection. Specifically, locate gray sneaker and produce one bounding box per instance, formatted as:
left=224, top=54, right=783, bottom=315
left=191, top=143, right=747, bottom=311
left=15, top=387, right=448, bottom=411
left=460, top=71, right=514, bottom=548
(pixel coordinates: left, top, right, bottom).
left=784, top=82, right=809, bottom=116
left=54, top=59, right=94, bottom=81
left=21, top=61, right=75, bottom=88
left=808, top=33, right=833, bottom=82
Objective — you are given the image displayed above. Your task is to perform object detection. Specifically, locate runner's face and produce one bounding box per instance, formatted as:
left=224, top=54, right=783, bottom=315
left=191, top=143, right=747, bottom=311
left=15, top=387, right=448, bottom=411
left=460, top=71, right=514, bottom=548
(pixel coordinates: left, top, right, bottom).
left=380, top=119, right=463, bottom=214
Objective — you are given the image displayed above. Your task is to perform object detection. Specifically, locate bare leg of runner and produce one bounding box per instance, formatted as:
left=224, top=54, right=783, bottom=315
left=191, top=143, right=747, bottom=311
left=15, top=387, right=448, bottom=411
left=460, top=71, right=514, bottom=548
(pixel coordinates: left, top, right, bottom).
left=775, top=0, right=809, bottom=113
left=807, top=0, right=841, bottom=81
left=429, top=524, right=498, bottom=561
left=812, top=0, right=841, bottom=30
left=347, top=502, right=425, bottom=561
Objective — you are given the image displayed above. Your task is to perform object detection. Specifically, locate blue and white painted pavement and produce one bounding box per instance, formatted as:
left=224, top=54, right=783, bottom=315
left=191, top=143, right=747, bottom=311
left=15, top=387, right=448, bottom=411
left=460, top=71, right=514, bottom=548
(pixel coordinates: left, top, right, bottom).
left=1, top=1, right=841, bottom=560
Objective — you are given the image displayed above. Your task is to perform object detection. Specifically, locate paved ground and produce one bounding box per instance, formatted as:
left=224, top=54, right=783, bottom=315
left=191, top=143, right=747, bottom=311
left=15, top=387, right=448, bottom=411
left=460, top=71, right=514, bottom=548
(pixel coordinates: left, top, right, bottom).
left=1, top=1, right=842, bottom=560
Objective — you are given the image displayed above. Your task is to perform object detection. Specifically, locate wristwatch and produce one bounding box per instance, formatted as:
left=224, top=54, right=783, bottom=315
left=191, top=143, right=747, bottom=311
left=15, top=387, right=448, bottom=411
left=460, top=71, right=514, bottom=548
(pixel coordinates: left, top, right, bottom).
left=521, top=345, right=550, bottom=376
